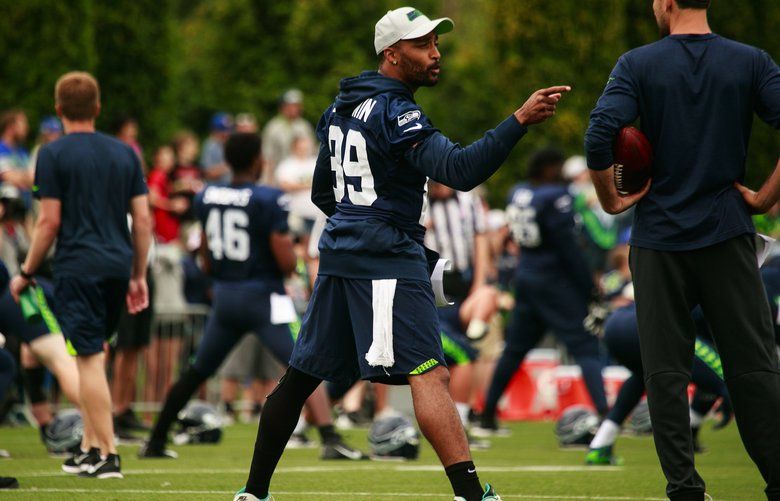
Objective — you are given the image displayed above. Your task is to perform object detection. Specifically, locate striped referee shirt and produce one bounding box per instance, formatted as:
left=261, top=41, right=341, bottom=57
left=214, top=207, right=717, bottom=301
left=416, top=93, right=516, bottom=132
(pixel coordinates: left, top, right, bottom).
left=424, top=191, right=487, bottom=273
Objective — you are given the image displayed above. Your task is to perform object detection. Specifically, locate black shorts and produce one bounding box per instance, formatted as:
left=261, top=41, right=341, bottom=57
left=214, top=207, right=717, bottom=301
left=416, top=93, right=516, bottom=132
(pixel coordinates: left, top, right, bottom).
left=54, top=276, right=128, bottom=356
left=115, top=271, right=154, bottom=350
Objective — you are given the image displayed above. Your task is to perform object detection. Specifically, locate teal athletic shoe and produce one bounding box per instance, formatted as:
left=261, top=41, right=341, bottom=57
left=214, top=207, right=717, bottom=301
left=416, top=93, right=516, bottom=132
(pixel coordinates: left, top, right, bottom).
left=233, top=487, right=273, bottom=501
left=454, top=483, right=502, bottom=501
left=585, top=445, right=623, bottom=465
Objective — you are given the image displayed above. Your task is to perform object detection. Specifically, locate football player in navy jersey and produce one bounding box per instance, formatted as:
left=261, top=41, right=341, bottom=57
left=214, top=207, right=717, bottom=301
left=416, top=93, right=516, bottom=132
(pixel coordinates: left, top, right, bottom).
left=235, top=7, right=571, bottom=501
left=474, top=149, right=608, bottom=437
left=585, top=304, right=730, bottom=465
left=0, top=260, right=86, bottom=454
left=140, top=133, right=363, bottom=461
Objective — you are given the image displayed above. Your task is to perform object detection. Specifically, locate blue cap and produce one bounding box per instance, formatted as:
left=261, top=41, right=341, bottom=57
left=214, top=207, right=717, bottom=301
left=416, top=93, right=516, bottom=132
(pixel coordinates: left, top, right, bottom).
left=39, top=116, right=62, bottom=134
left=210, top=112, right=233, bottom=132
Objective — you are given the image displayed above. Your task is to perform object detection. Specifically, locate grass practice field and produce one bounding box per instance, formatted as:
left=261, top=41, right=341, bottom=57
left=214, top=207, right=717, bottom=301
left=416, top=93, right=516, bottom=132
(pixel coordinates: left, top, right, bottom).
left=0, top=420, right=765, bottom=500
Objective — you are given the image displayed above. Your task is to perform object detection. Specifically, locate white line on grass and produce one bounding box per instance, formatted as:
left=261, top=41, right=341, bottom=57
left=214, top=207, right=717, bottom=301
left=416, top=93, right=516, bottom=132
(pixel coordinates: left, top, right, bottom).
left=1, top=488, right=667, bottom=500
left=19, top=464, right=621, bottom=478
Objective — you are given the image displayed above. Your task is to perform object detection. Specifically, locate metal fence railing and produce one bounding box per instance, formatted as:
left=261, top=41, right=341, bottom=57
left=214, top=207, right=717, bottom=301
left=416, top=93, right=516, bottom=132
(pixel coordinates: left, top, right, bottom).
left=133, top=304, right=211, bottom=413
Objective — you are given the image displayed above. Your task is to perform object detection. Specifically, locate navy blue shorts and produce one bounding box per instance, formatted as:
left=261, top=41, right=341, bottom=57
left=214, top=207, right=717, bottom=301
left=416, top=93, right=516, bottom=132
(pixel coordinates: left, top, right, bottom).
left=290, top=275, right=446, bottom=385
left=440, top=321, right=478, bottom=366
left=191, top=282, right=296, bottom=378
left=0, top=280, right=59, bottom=344
left=54, top=276, right=127, bottom=356
left=505, top=275, right=598, bottom=359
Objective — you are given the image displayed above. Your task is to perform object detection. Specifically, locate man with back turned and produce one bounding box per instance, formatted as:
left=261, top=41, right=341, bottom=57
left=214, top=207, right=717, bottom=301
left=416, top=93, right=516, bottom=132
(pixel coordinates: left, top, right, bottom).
left=585, top=0, right=780, bottom=499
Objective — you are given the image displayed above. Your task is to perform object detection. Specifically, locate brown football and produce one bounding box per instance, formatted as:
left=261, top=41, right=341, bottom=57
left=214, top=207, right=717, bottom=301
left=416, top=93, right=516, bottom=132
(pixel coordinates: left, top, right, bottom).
left=612, top=126, right=653, bottom=196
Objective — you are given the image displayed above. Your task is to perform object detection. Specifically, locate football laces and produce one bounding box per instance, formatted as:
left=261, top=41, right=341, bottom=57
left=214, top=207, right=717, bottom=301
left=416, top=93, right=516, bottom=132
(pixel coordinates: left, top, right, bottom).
left=613, top=163, right=628, bottom=195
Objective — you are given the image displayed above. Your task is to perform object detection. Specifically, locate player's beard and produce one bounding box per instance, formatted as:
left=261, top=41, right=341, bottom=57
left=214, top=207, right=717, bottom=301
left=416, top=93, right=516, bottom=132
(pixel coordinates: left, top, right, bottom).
left=400, top=58, right=440, bottom=88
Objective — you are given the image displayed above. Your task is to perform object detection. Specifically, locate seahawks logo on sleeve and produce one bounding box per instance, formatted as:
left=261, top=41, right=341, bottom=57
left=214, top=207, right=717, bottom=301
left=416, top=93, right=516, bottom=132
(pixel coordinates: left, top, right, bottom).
left=397, top=110, right=421, bottom=127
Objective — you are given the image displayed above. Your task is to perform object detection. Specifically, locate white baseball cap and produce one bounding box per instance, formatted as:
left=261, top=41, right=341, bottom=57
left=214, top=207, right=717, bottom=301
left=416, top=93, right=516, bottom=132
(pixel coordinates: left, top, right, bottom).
left=374, top=7, right=454, bottom=55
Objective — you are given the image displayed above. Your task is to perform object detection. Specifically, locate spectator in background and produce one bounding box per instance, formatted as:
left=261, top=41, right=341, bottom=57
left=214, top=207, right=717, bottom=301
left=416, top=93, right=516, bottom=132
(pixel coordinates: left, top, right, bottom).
left=261, top=89, right=315, bottom=185
left=200, top=112, right=233, bottom=183
left=0, top=110, right=32, bottom=191
left=113, top=116, right=144, bottom=166
left=235, top=113, right=258, bottom=133
left=171, top=131, right=204, bottom=223
left=148, top=145, right=187, bottom=245
left=28, top=117, right=63, bottom=172
left=276, top=134, right=319, bottom=239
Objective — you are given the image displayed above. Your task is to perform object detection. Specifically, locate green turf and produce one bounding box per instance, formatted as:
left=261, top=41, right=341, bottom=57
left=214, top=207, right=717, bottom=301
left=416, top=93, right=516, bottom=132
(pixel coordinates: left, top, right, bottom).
left=0, top=421, right=765, bottom=500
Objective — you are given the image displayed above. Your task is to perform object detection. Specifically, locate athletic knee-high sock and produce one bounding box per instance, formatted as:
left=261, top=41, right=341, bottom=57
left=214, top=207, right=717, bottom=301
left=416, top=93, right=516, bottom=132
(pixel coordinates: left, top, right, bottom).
left=149, top=367, right=207, bottom=445
left=22, top=366, right=47, bottom=404
left=245, top=368, right=322, bottom=498
left=482, top=349, right=525, bottom=419
left=589, top=419, right=621, bottom=449
left=606, top=373, right=645, bottom=425
left=445, top=461, right=483, bottom=501
left=576, top=355, right=609, bottom=416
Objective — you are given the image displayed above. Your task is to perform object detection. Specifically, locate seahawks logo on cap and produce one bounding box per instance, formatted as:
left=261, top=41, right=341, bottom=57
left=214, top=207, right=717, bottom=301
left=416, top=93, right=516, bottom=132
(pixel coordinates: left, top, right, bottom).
left=407, top=9, right=423, bottom=21
left=397, top=110, right=421, bottom=127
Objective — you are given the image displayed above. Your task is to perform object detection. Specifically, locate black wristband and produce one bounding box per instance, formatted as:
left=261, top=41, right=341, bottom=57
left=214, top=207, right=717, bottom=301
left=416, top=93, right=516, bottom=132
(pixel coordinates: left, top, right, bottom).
left=20, top=268, right=34, bottom=280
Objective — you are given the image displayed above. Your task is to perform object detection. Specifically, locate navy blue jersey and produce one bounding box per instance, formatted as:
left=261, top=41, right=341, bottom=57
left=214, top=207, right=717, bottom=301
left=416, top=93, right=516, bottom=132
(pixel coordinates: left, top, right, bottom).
left=312, top=71, right=527, bottom=281
left=586, top=35, right=780, bottom=251
left=506, top=182, right=593, bottom=297
left=193, top=183, right=289, bottom=284
left=34, top=132, right=147, bottom=278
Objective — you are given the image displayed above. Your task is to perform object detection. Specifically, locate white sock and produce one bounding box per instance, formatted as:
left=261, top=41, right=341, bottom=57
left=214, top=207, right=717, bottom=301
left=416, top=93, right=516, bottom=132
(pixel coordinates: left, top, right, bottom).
left=589, top=419, right=620, bottom=449
left=455, top=402, right=470, bottom=428
left=689, top=409, right=704, bottom=428
left=466, top=319, right=488, bottom=339
left=293, top=415, right=307, bottom=435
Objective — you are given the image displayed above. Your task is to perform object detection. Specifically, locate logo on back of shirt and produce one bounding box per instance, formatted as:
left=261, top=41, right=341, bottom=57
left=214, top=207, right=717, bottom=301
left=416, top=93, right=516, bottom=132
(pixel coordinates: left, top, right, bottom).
left=397, top=110, right=421, bottom=127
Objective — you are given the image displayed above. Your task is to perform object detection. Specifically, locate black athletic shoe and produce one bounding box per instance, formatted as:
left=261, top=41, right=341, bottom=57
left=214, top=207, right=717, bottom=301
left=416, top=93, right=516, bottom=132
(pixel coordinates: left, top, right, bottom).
left=115, top=409, right=150, bottom=432
left=0, top=477, right=18, bottom=489
left=471, top=416, right=511, bottom=438
left=79, top=453, right=123, bottom=479
left=62, top=447, right=100, bottom=474
left=138, top=441, right=178, bottom=459
left=321, top=439, right=366, bottom=460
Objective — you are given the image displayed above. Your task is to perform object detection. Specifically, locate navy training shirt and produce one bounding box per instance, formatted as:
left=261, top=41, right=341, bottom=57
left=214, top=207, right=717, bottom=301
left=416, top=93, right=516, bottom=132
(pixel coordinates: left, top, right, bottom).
left=193, top=183, right=289, bottom=285
left=312, top=71, right=527, bottom=281
left=506, top=182, right=593, bottom=298
left=585, top=34, right=780, bottom=251
left=34, top=132, right=147, bottom=279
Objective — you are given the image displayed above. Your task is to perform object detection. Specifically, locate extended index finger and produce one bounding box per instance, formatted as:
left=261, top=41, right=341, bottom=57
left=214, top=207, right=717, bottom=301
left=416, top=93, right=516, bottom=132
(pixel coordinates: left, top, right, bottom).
left=538, top=85, right=572, bottom=96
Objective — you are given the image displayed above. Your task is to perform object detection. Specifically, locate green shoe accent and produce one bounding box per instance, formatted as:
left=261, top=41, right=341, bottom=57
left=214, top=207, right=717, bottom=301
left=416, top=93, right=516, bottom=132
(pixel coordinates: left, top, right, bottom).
left=585, top=446, right=623, bottom=465
left=482, top=483, right=502, bottom=500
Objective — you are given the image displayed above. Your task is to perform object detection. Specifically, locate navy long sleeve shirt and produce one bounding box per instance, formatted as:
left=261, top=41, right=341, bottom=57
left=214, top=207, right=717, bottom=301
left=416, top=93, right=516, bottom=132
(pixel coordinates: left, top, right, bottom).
left=585, top=34, right=780, bottom=251
left=310, top=71, right=527, bottom=280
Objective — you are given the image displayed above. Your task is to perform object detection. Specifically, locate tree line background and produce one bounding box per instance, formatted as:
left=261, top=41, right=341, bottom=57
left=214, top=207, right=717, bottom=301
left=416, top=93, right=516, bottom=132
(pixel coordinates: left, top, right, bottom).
left=1, top=0, right=777, bottom=205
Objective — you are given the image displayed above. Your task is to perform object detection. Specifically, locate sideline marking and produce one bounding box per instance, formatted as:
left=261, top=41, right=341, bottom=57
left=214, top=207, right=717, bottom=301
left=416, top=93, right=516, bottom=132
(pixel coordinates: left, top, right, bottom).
left=4, top=488, right=665, bottom=500
left=19, top=464, right=622, bottom=477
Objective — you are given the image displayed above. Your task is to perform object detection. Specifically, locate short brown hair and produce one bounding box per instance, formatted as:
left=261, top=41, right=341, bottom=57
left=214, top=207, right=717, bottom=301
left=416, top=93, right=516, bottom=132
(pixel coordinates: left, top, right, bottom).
left=55, top=71, right=100, bottom=121
left=0, top=109, right=25, bottom=135
left=676, top=0, right=710, bottom=9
